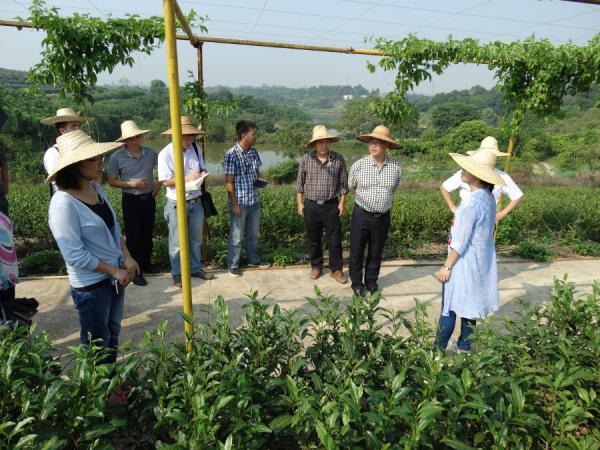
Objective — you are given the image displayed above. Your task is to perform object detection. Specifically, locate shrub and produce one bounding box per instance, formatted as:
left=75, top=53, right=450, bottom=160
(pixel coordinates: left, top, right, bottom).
left=513, top=238, right=552, bottom=261
left=1, top=278, right=599, bottom=448
left=19, top=250, right=64, bottom=275
left=262, top=159, right=299, bottom=185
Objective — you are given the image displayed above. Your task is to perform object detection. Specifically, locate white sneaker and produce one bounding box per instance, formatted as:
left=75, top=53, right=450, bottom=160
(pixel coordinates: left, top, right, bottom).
left=448, top=339, right=469, bottom=354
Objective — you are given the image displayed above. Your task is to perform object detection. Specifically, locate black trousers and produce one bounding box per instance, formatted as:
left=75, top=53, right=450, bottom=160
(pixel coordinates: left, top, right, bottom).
left=349, top=205, right=390, bottom=291
left=304, top=199, right=343, bottom=271
left=122, top=193, right=156, bottom=270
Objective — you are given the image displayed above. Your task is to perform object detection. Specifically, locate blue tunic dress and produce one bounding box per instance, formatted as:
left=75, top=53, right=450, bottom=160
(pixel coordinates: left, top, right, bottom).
left=443, top=188, right=499, bottom=320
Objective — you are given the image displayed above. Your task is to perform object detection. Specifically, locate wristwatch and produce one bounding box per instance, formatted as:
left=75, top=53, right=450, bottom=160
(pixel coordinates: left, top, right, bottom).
left=442, top=266, right=452, bottom=272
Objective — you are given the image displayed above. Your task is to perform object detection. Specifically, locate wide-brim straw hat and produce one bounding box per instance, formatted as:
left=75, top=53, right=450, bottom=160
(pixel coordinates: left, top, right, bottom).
left=306, top=124, right=339, bottom=147
left=45, top=130, right=123, bottom=183
left=449, top=151, right=506, bottom=186
left=40, top=107, right=94, bottom=125
left=117, top=120, right=150, bottom=142
left=356, top=125, right=402, bottom=149
left=161, top=116, right=206, bottom=136
left=466, top=136, right=509, bottom=156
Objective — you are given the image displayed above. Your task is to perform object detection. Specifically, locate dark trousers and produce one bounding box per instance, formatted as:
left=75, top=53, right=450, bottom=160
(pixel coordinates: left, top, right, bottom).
left=349, top=205, right=390, bottom=292
left=122, top=193, right=156, bottom=270
left=304, top=199, right=343, bottom=271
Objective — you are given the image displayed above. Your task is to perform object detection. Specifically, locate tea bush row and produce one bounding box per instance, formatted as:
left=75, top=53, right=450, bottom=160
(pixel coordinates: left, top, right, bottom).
left=1, top=277, right=599, bottom=448
left=8, top=184, right=600, bottom=271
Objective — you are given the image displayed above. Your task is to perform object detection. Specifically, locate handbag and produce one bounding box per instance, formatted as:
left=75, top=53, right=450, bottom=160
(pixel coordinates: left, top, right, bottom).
left=201, top=186, right=218, bottom=217
left=191, top=142, right=218, bottom=217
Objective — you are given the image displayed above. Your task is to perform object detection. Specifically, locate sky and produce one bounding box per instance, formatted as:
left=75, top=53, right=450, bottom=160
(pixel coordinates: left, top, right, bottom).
left=0, top=0, right=598, bottom=95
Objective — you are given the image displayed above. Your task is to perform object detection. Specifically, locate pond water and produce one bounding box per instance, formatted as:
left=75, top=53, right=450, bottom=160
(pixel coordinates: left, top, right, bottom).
left=145, top=137, right=370, bottom=178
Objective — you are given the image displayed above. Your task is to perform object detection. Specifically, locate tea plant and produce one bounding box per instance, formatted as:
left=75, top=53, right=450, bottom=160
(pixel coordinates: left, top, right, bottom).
left=2, top=277, right=598, bottom=448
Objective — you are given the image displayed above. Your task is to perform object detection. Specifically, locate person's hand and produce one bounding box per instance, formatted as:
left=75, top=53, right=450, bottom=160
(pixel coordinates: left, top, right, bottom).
left=129, top=178, right=152, bottom=190
left=113, top=268, right=132, bottom=287
left=232, top=204, right=241, bottom=217
left=450, top=205, right=457, bottom=214
left=338, top=202, right=345, bottom=217
left=122, top=255, right=140, bottom=278
left=185, top=171, right=202, bottom=182
left=436, top=267, right=451, bottom=283
left=496, top=211, right=507, bottom=222
left=152, top=182, right=162, bottom=197
left=298, top=203, right=304, bottom=216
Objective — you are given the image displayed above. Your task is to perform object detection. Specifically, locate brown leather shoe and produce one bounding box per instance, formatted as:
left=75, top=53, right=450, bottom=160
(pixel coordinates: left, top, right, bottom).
left=330, top=270, right=348, bottom=284
left=309, top=267, right=322, bottom=279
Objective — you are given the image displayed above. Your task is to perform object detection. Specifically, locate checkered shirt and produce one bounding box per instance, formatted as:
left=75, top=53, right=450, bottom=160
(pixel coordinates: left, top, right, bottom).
left=348, top=155, right=402, bottom=213
left=223, top=143, right=262, bottom=206
left=295, top=151, right=348, bottom=202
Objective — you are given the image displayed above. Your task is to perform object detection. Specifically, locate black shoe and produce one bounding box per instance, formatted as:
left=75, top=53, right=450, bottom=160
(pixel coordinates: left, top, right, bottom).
left=172, top=275, right=182, bottom=287
left=191, top=270, right=214, bottom=280
left=143, top=264, right=160, bottom=274
left=132, top=274, right=147, bottom=286
left=353, top=287, right=365, bottom=297
left=367, top=286, right=379, bottom=295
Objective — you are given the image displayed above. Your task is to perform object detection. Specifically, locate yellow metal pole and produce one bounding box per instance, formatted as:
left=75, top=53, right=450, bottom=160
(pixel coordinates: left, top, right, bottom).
left=163, top=0, right=194, bottom=342
left=503, top=135, right=515, bottom=173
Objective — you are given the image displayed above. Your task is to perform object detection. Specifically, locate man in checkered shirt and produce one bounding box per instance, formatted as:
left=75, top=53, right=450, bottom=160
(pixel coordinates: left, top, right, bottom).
left=348, top=125, right=402, bottom=296
left=223, top=120, right=270, bottom=277
left=295, top=125, right=349, bottom=284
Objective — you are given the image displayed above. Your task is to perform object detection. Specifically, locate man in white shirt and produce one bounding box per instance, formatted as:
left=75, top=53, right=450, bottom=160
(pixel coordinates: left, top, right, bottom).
left=157, top=116, right=214, bottom=287
left=440, top=136, right=524, bottom=221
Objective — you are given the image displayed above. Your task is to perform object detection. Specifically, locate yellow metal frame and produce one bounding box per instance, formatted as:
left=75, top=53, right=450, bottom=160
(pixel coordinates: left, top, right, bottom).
left=4, top=0, right=593, bottom=342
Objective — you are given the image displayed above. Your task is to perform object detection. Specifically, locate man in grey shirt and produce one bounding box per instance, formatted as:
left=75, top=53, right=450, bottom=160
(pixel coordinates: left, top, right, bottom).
left=107, top=120, right=161, bottom=286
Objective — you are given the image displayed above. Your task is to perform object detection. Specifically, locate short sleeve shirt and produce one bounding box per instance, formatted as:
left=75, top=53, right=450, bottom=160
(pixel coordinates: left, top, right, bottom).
left=158, top=142, right=206, bottom=201
left=442, top=169, right=523, bottom=205
left=295, top=151, right=348, bottom=202
left=106, top=146, right=158, bottom=195
left=223, top=143, right=262, bottom=207
left=348, top=155, right=402, bottom=213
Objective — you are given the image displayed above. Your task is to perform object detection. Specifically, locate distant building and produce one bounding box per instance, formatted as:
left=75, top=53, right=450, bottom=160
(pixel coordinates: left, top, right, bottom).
left=360, top=95, right=367, bottom=99
left=342, top=95, right=354, bottom=100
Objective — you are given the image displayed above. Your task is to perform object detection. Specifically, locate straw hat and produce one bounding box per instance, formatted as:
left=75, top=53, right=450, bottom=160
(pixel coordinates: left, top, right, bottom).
left=466, top=136, right=508, bottom=156
left=449, top=149, right=506, bottom=186
left=40, top=107, right=94, bottom=125
left=45, top=130, right=123, bottom=183
left=356, top=125, right=402, bottom=149
left=161, top=116, right=206, bottom=136
left=306, top=124, right=339, bottom=147
left=117, top=120, right=150, bottom=142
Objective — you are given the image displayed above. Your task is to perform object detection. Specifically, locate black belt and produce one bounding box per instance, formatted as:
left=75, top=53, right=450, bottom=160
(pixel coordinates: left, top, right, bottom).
left=358, top=204, right=389, bottom=218
left=123, top=192, right=153, bottom=200
left=187, top=196, right=202, bottom=204
left=307, top=197, right=338, bottom=206
left=72, top=278, right=112, bottom=292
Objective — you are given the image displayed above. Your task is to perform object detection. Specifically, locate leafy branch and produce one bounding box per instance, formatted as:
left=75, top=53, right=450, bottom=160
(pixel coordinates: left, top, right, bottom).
left=183, top=72, right=239, bottom=125
left=24, top=0, right=207, bottom=103
left=368, top=33, right=600, bottom=132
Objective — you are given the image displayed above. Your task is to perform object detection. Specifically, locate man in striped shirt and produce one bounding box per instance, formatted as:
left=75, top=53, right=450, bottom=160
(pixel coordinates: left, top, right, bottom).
left=296, top=125, right=348, bottom=283
left=348, top=125, right=402, bottom=296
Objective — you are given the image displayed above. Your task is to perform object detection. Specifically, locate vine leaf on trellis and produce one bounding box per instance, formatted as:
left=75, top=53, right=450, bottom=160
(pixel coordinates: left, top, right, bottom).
left=367, top=33, right=600, bottom=133
left=22, top=0, right=207, bottom=104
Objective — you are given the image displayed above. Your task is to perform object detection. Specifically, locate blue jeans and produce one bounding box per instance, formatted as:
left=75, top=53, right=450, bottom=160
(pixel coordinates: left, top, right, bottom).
left=164, top=198, right=204, bottom=276
left=70, top=278, right=125, bottom=364
left=436, top=285, right=476, bottom=351
left=227, top=203, right=261, bottom=270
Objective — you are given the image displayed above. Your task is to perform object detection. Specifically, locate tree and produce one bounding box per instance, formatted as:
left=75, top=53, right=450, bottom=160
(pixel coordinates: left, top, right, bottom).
left=430, top=102, right=479, bottom=131
left=336, top=98, right=380, bottom=138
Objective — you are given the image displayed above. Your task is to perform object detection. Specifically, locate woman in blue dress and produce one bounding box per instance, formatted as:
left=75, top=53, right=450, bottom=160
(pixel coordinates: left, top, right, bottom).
left=435, top=148, right=507, bottom=353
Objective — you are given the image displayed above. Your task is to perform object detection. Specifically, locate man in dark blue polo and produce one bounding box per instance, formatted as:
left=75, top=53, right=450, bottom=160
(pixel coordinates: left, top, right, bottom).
left=107, top=120, right=161, bottom=286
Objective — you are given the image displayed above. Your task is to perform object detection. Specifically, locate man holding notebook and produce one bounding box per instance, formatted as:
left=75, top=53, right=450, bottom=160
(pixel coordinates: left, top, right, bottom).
left=158, top=116, right=214, bottom=287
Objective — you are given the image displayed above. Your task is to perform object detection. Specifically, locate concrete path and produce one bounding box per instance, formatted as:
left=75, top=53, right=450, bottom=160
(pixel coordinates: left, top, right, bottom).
left=16, top=258, right=600, bottom=351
